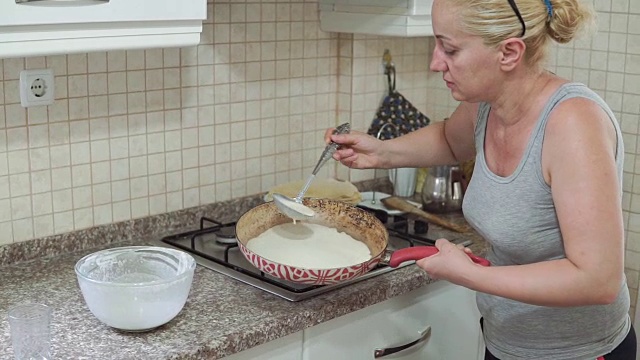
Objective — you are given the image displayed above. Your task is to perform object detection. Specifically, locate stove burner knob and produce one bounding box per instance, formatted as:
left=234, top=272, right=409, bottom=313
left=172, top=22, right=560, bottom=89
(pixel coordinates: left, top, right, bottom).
left=392, top=216, right=408, bottom=232
left=414, top=220, right=429, bottom=235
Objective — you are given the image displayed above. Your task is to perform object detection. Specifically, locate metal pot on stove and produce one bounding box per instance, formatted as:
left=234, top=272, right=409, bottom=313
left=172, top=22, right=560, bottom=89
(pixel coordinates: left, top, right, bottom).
left=421, top=165, right=466, bottom=213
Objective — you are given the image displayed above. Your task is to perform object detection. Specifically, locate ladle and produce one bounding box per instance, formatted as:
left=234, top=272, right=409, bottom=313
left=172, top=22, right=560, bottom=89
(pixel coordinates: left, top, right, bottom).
left=273, top=123, right=351, bottom=220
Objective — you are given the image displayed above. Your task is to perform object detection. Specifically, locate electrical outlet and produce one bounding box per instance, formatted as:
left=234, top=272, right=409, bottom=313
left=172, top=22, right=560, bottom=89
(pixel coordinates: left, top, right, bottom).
left=19, top=69, right=55, bottom=107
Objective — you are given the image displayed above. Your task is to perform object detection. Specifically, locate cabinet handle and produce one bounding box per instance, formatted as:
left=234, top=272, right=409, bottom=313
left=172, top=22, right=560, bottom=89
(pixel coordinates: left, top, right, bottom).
left=374, top=326, right=431, bottom=358
left=16, top=0, right=109, bottom=4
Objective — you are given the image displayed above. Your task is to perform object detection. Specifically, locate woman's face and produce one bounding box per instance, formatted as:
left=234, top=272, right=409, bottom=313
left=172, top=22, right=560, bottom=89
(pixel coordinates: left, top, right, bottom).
left=430, top=0, right=503, bottom=102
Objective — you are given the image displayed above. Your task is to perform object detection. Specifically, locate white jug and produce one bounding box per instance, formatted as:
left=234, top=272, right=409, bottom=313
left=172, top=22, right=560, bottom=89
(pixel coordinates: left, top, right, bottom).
left=388, top=167, right=417, bottom=197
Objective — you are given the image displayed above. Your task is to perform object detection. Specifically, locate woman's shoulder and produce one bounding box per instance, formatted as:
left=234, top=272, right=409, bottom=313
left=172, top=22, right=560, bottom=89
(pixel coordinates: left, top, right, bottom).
left=544, top=77, right=605, bottom=104
left=451, top=101, right=483, bottom=123
left=538, top=77, right=609, bottom=120
left=550, top=81, right=610, bottom=116
left=544, top=82, right=616, bottom=146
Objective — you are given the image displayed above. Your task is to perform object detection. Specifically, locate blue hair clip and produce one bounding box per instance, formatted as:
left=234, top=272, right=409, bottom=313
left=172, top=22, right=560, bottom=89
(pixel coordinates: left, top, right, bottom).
left=543, top=0, right=553, bottom=19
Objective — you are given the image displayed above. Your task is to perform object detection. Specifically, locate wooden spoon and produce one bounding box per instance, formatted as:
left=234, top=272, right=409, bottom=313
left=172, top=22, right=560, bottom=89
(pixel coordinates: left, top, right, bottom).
left=381, top=196, right=470, bottom=233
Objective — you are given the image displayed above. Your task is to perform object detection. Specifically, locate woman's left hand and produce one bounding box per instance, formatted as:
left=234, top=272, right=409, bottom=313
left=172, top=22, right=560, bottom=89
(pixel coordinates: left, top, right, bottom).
left=415, top=238, right=479, bottom=284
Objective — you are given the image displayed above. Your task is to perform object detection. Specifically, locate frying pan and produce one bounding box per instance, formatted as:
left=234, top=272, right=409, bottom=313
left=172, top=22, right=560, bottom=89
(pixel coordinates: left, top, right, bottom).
left=235, top=198, right=490, bottom=285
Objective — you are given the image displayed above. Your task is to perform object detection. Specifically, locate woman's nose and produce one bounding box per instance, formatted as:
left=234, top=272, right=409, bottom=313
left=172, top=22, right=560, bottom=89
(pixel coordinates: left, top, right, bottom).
left=430, top=49, right=446, bottom=72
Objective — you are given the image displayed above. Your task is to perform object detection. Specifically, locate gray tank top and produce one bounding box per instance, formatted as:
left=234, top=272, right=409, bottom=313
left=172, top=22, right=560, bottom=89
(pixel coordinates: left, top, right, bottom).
left=463, top=83, right=630, bottom=359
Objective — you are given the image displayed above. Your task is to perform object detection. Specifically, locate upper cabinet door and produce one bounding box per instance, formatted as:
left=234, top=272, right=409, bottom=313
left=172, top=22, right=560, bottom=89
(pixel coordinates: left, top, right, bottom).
left=0, top=0, right=207, bottom=58
left=319, top=0, right=434, bottom=37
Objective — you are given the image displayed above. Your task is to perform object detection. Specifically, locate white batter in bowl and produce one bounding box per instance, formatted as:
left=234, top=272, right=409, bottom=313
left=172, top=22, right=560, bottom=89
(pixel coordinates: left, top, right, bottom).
left=74, top=246, right=195, bottom=332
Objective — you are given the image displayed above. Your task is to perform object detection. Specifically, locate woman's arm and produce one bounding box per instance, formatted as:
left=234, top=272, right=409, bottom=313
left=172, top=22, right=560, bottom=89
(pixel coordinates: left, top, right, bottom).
left=327, top=101, right=479, bottom=169
left=419, top=98, right=624, bottom=307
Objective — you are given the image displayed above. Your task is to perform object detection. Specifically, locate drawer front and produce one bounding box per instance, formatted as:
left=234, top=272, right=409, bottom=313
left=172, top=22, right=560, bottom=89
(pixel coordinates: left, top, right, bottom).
left=222, top=332, right=303, bottom=360
left=0, top=0, right=206, bottom=27
left=303, top=281, right=484, bottom=360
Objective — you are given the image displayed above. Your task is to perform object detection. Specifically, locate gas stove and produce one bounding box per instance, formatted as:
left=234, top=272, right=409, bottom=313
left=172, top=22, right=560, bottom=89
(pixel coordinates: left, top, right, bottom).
left=153, top=206, right=471, bottom=301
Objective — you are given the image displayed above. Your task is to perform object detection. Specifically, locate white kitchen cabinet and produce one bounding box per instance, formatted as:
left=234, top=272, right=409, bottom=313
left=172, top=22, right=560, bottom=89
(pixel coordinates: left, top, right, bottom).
left=224, top=281, right=484, bottom=360
left=319, top=0, right=434, bottom=37
left=0, top=0, right=207, bottom=58
left=222, top=332, right=303, bottom=360
left=303, top=280, right=483, bottom=360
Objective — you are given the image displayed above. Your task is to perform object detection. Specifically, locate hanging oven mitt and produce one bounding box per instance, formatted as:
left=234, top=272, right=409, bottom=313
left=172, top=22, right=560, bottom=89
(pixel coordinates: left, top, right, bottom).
left=367, top=91, right=431, bottom=139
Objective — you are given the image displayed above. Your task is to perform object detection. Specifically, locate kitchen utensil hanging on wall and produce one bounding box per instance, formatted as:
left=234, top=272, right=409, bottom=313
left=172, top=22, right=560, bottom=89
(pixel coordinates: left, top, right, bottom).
left=367, top=49, right=431, bottom=140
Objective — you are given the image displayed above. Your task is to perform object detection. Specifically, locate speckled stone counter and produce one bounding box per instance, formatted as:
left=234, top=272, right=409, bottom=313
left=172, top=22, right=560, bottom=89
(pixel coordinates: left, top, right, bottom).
left=0, top=181, right=489, bottom=360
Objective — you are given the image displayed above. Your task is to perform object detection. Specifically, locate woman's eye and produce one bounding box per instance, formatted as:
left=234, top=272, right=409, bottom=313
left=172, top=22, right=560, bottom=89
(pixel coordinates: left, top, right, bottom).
left=435, top=39, right=457, bottom=56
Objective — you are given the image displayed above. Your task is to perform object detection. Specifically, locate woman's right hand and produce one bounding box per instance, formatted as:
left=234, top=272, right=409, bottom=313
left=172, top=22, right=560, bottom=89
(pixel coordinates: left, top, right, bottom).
left=324, top=128, right=386, bottom=169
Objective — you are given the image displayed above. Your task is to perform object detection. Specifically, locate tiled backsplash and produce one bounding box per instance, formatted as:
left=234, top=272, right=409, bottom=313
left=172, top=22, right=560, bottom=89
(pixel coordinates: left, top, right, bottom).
left=1, top=0, right=639, bottom=317
left=336, top=34, right=431, bottom=182
left=0, top=0, right=436, bottom=247
left=0, top=1, right=345, bottom=244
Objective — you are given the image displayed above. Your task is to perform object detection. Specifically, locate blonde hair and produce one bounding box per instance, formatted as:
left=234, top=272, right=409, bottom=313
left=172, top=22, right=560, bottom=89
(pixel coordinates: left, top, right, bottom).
left=448, top=0, right=595, bottom=67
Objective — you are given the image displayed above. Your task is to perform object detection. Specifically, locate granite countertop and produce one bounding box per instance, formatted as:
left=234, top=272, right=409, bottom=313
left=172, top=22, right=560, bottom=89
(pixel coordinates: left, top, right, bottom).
left=0, top=196, right=488, bottom=359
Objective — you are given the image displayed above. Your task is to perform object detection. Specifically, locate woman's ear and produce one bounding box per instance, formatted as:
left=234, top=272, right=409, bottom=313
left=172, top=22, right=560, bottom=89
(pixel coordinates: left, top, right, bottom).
left=498, top=38, right=526, bottom=71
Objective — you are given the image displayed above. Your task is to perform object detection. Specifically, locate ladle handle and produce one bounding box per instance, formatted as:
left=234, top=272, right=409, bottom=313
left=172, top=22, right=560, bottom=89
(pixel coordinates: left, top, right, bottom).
left=388, top=246, right=491, bottom=268
left=311, top=122, right=351, bottom=175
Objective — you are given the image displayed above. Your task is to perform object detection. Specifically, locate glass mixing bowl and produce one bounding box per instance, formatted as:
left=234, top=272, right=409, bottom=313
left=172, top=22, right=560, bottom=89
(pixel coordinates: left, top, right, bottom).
left=74, top=246, right=196, bottom=332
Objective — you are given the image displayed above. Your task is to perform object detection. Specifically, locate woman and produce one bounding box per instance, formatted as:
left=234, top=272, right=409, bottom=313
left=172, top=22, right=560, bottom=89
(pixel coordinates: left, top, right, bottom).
left=325, top=0, right=636, bottom=359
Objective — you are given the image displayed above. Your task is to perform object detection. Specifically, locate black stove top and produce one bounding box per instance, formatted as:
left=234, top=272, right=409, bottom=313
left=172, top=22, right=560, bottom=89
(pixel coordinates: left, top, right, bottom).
left=155, top=207, right=469, bottom=301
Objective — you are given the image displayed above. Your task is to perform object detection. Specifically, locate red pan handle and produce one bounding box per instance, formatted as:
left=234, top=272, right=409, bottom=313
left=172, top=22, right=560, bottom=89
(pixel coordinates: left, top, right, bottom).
left=388, top=246, right=491, bottom=268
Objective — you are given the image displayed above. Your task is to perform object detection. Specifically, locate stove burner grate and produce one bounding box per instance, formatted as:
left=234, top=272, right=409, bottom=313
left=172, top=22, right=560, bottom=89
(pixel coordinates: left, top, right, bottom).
left=159, top=210, right=439, bottom=298
left=160, top=217, right=328, bottom=293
